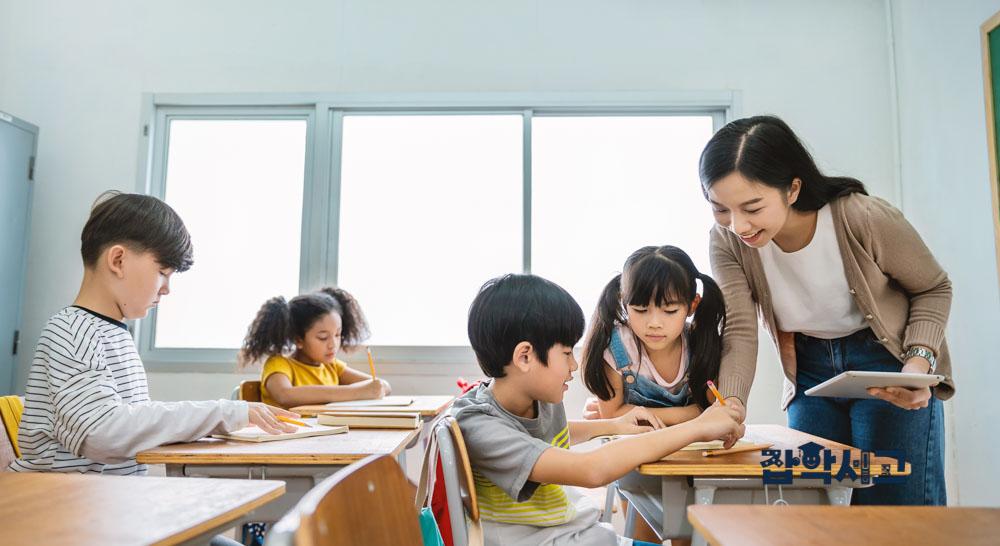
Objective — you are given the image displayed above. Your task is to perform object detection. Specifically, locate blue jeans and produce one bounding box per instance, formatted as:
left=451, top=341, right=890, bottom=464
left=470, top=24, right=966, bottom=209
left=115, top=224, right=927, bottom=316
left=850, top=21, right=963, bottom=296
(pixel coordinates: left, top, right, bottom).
left=787, top=328, right=946, bottom=505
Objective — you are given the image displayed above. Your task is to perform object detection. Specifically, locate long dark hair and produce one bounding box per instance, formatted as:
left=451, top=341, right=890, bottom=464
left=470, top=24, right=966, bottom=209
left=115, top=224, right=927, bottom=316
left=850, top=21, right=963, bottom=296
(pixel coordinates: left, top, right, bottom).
left=582, top=246, right=726, bottom=409
left=699, top=115, right=867, bottom=210
left=238, top=287, right=370, bottom=367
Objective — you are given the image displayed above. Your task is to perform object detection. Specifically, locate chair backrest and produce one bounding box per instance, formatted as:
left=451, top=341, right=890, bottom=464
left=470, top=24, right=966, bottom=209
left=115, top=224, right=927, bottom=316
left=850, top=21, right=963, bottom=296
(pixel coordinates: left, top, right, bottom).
left=0, top=395, right=25, bottom=468
left=267, top=454, right=422, bottom=546
left=239, top=380, right=262, bottom=402
left=434, top=415, right=480, bottom=546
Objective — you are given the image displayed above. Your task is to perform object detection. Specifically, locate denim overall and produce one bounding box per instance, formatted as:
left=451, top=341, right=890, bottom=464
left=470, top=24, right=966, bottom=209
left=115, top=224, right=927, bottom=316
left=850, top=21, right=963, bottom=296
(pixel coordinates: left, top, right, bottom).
left=608, top=328, right=690, bottom=408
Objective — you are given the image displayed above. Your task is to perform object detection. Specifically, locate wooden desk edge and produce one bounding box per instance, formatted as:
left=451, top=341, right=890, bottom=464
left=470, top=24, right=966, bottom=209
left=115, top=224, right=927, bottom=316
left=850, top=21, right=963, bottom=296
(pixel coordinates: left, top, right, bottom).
left=137, top=427, right=421, bottom=466
left=154, top=481, right=285, bottom=546
left=686, top=505, right=723, bottom=546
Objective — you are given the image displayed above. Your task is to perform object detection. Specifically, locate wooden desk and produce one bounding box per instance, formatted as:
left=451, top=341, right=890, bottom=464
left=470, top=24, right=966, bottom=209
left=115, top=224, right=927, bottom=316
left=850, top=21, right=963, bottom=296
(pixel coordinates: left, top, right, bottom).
left=137, top=427, right=420, bottom=526
left=0, top=472, right=284, bottom=546
left=291, top=394, right=455, bottom=418
left=687, top=505, right=1000, bottom=546
left=633, top=425, right=910, bottom=546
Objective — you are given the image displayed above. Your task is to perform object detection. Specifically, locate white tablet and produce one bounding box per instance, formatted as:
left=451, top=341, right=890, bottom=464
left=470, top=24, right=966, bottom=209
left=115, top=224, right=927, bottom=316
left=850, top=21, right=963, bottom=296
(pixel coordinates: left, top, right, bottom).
left=804, top=371, right=945, bottom=399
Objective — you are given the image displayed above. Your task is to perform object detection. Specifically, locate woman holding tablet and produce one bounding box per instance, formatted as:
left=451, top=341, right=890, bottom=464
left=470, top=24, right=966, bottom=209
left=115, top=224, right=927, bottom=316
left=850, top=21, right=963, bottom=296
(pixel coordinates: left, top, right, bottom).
left=699, top=115, right=953, bottom=505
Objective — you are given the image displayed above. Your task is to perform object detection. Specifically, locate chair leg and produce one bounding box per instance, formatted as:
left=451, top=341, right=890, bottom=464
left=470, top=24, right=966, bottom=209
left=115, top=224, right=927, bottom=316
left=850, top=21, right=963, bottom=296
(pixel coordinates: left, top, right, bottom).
left=623, top=502, right=637, bottom=538
left=601, top=481, right=619, bottom=523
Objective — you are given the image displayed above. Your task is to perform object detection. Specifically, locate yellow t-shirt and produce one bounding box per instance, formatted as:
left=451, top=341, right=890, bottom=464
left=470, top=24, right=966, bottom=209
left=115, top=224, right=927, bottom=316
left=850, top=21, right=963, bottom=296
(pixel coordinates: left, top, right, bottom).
left=260, top=355, right=348, bottom=407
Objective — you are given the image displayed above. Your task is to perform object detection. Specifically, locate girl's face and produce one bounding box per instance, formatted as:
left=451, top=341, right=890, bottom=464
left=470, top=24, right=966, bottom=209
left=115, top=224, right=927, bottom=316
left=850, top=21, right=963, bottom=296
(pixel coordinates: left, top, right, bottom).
left=626, top=297, right=693, bottom=353
left=706, top=172, right=800, bottom=248
left=296, top=312, right=343, bottom=364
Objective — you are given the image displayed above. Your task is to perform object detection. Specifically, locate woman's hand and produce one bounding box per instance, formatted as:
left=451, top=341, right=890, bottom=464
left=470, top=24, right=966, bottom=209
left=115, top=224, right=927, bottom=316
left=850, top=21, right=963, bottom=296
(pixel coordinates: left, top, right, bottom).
left=867, top=361, right=939, bottom=410
left=582, top=396, right=602, bottom=420
left=694, top=402, right=745, bottom=448
left=379, top=378, right=392, bottom=395
left=613, top=406, right=665, bottom=435
left=247, top=403, right=301, bottom=434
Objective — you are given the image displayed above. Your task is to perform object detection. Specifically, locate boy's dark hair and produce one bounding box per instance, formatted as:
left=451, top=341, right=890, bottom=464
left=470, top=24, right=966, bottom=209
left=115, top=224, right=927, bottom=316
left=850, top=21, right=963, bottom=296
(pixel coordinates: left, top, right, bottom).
left=239, top=287, right=370, bottom=367
left=467, top=274, right=584, bottom=378
left=582, top=246, right=726, bottom=409
left=81, top=191, right=194, bottom=272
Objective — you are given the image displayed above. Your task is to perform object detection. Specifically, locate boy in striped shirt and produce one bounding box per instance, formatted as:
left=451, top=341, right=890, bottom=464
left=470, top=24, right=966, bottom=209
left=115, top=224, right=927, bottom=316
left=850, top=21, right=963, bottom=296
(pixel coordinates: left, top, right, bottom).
left=452, top=274, right=744, bottom=545
left=10, top=192, right=298, bottom=475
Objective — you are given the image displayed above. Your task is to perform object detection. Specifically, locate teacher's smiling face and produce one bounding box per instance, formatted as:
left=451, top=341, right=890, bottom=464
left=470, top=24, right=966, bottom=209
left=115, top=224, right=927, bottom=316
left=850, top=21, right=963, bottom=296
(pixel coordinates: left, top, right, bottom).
left=706, top=171, right=802, bottom=248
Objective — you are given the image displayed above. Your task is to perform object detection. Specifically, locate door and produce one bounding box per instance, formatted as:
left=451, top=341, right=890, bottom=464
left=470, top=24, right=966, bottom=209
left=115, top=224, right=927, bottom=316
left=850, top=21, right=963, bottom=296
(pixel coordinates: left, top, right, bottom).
left=0, top=111, right=37, bottom=394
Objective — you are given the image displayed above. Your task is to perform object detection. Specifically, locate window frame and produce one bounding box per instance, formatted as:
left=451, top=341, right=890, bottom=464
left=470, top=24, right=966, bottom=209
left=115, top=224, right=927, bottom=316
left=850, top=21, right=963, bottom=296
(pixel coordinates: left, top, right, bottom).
left=135, top=93, right=738, bottom=374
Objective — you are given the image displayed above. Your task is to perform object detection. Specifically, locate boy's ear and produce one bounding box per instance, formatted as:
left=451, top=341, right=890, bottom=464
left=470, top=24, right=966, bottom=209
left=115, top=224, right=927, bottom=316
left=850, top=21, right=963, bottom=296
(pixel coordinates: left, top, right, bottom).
left=105, top=244, right=128, bottom=279
left=689, top=294, right=702, bottom=317
left=511, top=341, right=534, bottom=373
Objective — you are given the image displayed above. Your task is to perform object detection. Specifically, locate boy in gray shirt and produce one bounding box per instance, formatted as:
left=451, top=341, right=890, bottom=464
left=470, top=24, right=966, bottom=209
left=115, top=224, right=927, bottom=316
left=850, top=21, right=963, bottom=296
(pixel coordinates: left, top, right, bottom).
left=452, top=274, right=744, bottom=545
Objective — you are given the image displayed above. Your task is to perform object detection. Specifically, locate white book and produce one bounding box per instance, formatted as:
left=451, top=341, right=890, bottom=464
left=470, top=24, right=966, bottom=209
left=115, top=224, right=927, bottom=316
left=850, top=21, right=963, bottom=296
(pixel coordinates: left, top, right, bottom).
left=324, top=396, right=414, bottom=408
left=212, top=419, right=348, bottom=443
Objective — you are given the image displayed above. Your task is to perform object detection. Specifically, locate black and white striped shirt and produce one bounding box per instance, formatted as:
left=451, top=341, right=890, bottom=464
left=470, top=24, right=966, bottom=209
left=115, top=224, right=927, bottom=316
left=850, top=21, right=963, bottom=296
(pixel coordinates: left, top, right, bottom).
left=10, top=306, right=248, bottom=474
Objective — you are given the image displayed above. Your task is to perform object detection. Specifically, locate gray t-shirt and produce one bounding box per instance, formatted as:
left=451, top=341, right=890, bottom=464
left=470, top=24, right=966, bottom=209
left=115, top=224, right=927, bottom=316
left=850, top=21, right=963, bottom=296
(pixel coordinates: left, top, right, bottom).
left=451, top=381, right=569, bottom=504
left=450, top=381, right=626, bottom=545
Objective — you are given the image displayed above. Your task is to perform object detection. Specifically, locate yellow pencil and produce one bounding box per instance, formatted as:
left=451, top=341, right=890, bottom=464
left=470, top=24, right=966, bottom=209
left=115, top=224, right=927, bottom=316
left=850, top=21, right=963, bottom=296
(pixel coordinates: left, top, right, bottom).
left=367, top=347, right=377, bottom=380
left=706, top=380, right=726, bottom=406
left=277, top=415, right=311, bottom=428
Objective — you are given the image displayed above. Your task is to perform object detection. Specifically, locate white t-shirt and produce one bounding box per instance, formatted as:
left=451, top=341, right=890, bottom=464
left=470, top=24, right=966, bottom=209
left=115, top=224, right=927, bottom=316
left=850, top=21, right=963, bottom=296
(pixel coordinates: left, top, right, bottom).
left=758, top=205, right=867, bottom=339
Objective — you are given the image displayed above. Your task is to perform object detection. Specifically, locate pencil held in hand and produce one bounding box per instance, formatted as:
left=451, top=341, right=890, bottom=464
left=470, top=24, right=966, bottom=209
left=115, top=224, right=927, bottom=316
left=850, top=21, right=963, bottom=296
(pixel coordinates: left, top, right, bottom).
left=277, top=415, right=311, bottom=428
left=367, top=347, right=377, bottom=380
left=707, top=380, right=726, bottom=406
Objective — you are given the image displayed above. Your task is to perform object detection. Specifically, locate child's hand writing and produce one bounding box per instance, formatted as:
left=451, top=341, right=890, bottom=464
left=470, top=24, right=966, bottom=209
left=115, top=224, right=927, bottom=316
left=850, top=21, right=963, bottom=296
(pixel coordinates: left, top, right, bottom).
left=614, top=406, right=665, bottom=435
left=358, top=378, right=387, bottom=400
left=247, top=403, right=301, bottom=434
left=694, top=403, right=745, bottom=448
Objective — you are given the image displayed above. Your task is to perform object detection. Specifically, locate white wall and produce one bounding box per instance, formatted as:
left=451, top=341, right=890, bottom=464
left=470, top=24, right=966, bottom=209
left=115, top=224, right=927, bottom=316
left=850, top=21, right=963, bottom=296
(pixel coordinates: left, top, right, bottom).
left=890, top=0, right=1000, bottom=507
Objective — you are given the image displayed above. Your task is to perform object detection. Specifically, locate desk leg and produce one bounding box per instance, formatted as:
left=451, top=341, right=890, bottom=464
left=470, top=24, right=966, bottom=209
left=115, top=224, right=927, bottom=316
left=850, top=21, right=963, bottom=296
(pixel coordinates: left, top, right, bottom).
left=690, top=485, right=717, bottom=546
left=660, top=477, right=694, bottom=540
left=825, top=485, right=853, bottom=505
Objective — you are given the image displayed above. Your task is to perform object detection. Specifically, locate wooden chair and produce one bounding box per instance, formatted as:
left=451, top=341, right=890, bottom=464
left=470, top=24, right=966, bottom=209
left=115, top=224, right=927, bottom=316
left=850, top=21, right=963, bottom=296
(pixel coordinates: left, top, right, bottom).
left=239, top=380, right=262, bottom=402
left=266, top=454, right=422, bottom=546
left=433, top=415, right=481, bottom=546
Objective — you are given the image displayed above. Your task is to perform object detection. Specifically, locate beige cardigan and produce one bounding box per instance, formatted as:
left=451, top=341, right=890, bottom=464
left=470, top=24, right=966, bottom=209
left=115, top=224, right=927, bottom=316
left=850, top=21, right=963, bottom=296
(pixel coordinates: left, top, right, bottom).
left=710, top=193, right=954, bottom=410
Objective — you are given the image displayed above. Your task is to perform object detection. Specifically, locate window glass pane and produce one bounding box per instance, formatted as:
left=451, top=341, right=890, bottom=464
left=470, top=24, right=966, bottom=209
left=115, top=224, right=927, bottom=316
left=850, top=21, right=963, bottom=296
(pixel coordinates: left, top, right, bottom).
left=531, top=116, right=716, bottom=331
left=338, top=115, right=522, bottom=346
left=155, top=118, right=307, bottom=348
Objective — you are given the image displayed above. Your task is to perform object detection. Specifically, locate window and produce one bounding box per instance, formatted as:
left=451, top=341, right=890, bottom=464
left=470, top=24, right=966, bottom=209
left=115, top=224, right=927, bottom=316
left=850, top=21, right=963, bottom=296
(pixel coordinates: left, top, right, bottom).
left=531, top=115, right=716, bottom=319
left=149, top=115, right=310, bottom=351
left=139, top=95, right=729, bottom=370
left=337, top=115, right=523, bottom=346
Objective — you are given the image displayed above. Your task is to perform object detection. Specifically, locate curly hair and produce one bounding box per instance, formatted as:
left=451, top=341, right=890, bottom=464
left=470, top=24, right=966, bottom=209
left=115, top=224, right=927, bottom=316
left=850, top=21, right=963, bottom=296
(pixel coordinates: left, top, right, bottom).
left=238, top=287, right=370, bottom=368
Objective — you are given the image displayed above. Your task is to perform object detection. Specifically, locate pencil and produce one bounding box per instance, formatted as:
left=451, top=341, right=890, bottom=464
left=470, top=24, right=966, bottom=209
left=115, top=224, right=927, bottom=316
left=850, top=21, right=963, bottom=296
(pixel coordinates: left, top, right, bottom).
left=706, top=380, right=726, bottom=406
left=703, top=442, right=773, bottom=457
left=367, top=347, right=377, bottom=380
left=277, top=415, right=311, bottom=428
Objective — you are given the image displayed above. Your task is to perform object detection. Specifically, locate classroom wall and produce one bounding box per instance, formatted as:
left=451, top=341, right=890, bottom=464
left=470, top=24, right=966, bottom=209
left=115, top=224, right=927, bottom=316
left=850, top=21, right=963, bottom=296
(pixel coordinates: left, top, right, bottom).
left=1, top=0, right=908, bottom=470
left=889, top=0, right=1000, bottom=507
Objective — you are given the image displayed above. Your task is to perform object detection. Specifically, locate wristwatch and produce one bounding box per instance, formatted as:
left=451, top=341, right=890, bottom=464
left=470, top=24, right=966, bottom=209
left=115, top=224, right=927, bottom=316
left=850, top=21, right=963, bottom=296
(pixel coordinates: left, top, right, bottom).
left=904, top=346, right=937, bottom=374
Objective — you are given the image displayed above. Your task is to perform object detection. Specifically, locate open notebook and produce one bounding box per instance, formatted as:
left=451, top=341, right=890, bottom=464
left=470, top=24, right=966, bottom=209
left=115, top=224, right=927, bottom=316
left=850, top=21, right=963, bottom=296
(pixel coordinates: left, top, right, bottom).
left=324, top=396, right=414, bottom=408
left=212, top=418, right=348, bottom=443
